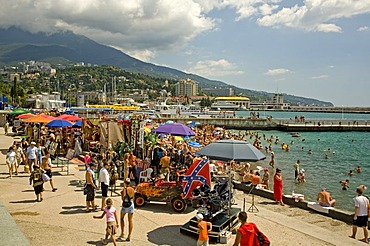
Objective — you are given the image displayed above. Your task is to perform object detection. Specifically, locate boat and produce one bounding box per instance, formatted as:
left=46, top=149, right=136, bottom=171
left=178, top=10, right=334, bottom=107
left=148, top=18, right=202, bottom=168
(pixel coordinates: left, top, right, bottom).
left=290, top=132, right=301, bottom=137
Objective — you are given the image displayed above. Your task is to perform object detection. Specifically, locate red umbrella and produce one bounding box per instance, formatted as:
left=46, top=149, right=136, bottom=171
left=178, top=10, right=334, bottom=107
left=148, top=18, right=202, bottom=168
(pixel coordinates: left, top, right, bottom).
left=16, top=113, right=35, bottom=119
left=58, top=114, right=82, bottom=121
left=39, top=113, right=56, bottom=120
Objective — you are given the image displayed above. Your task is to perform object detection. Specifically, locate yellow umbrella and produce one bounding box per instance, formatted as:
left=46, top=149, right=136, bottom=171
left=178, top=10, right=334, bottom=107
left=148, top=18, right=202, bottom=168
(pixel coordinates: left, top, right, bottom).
left=144, top=127, right=151, bottom=133
left=174, top=136, right=184, bottom=142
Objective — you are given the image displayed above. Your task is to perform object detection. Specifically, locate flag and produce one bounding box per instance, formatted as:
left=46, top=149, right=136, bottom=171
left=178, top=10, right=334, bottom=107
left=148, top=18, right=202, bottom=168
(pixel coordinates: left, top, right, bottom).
left=182, top=158, right=211, bottom=199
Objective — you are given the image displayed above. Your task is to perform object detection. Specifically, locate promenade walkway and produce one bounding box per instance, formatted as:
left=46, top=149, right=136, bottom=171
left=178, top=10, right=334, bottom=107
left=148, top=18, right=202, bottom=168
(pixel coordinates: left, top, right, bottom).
left=0, top=128, right=366, bottom=245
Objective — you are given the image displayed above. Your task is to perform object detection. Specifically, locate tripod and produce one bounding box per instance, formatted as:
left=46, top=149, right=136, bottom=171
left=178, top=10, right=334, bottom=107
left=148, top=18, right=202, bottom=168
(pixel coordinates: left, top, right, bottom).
left=247, top=185, right=259, bottom=213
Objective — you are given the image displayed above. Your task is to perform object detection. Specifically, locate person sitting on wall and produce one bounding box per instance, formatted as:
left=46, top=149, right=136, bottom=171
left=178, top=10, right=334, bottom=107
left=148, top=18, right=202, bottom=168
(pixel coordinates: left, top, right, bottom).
left=317, top=188, right=336, bottom=207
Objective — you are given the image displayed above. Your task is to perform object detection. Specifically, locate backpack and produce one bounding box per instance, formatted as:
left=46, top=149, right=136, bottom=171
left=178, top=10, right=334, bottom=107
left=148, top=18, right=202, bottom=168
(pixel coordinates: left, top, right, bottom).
left=122, top=188, right=131, bottom=208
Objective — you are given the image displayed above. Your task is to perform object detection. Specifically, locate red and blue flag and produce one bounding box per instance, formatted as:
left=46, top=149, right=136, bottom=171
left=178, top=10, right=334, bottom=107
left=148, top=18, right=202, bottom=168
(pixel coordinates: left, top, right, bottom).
left=182, top=158, right=211, bottom=199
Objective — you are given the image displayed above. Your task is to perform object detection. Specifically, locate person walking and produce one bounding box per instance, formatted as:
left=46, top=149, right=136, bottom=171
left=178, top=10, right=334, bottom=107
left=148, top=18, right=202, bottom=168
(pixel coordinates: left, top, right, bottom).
left=232, top=211, right=269, bottom=246
left=26, top=141, right=38, bottom=173
left=99, top=161, right=110, bottom=210
left=160, top=150, right=171, bottom=181
left=4, top=121, right=9, bottom=135
left=15, top=143, right=24, bottom=174
left=85, top=162, right=98, bottom=212
left=40, top=153, right=57, bottom=192
left=29, top=165, right=44, bottom=202
left=196, top=213, right=212, bottom=246
left=93, top=198, right=119, bottom=246
left=120, top=178, right=135, bottom=242
left=6, top=146, right=17, bottom=178
left=273, top=168, right=285, bottom=206
left=349, top=187, right=369, bottom=243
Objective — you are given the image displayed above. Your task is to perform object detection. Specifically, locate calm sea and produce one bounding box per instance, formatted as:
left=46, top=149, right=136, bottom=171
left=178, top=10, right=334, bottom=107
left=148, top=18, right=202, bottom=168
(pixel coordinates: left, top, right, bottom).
left=234, top=111, right=370, bottom=212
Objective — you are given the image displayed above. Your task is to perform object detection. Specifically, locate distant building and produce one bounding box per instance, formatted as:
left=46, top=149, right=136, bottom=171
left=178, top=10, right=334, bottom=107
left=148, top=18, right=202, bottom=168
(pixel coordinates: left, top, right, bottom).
left=202, top=87, right=234, bottom=96
left=24, top=92, right=66, bottom=109
left=249, top=93, right=290, bottom=110
left=211, top=96, right=250, bottom=110
left=175, top=78, right=198, bottom=97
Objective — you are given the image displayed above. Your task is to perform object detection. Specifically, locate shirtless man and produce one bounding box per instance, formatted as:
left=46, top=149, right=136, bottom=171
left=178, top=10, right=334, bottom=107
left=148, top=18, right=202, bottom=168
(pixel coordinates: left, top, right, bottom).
left=160, top=150, right=171, bottom=181
left=317, top=188, right=336, bottom=207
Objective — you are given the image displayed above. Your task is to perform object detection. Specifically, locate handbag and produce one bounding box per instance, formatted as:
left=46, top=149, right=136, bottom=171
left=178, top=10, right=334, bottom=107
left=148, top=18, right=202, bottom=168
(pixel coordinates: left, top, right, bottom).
left=256, top=231, right=270, bottom=246
left=42, top=173, right=50, bottom=182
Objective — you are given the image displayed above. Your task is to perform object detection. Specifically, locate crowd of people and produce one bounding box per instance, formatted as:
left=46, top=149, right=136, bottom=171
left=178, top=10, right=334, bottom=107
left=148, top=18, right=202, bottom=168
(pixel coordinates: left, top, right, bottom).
left=3, top=116, right=369, bottom=245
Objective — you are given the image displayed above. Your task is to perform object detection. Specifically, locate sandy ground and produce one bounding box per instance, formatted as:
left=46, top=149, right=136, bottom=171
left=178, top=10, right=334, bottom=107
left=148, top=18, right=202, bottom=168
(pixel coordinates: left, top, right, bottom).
left=0, top=128, right=367, bottom=246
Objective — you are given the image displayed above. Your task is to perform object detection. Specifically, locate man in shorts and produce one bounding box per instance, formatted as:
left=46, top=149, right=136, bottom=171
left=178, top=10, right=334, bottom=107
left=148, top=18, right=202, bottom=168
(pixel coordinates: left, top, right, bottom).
left=349, top=187, right=369, bottom=243
left=99, top=161, right=110, bottom=210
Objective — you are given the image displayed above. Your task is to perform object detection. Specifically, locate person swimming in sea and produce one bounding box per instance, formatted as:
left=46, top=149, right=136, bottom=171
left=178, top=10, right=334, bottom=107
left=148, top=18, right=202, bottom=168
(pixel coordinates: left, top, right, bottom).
left=348, top=170, right=354, bottom=176
left=340, top=179, right=349, bottom=190
left=308, top=149, right=312, bottom=154
left=354, top=165, right=361, bottom=173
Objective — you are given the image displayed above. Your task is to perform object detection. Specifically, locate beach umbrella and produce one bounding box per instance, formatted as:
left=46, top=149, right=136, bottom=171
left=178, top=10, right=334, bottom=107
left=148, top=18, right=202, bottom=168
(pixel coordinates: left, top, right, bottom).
left=22, top=114, right=53, bottom=123
left=16, top=113, right=35, bottom=119
left=152, top=123, right=195, bottom=136
left=58, top=114, right=82, bottom=121
left=9, top=108, right=31, bottom=115
left=46, top=119, right=73, bottom=128
left=174, top=136, right=184, bottom=141
left=39, top=113, right=56, bottom=120
left=187, top=141, right=201, bottom=148
left=72, top=120, right=82, bottom=128
left=195, top=140, right=266, bottom=162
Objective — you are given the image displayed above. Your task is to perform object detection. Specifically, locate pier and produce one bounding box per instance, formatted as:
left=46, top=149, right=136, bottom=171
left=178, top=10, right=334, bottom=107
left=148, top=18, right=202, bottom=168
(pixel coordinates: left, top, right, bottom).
left=160, top=117, right=370, bottom=131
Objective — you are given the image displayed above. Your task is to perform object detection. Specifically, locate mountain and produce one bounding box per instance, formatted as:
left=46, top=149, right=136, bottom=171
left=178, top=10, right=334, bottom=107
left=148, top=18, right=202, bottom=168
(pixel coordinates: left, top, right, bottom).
left=0, top=27, right=333, bottom=106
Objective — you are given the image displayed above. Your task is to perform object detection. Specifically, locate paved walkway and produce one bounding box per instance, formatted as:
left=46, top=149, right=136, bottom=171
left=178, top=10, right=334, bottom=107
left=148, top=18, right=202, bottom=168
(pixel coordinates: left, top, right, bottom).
left=0, top=128, right=366, bottom=246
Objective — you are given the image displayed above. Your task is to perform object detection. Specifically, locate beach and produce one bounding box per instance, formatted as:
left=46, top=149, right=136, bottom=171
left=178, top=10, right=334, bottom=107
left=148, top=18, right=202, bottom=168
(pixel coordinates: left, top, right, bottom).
left=0, top=128, right=366, bottom=246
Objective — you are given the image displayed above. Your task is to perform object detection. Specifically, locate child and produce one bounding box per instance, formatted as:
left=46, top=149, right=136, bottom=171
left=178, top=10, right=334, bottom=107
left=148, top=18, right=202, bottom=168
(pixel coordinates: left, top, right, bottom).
left=93, top=198, right=119, bottom=246
left=196, top=213, right=212, bottom=246
left=29, top=165, right=44, bottom=202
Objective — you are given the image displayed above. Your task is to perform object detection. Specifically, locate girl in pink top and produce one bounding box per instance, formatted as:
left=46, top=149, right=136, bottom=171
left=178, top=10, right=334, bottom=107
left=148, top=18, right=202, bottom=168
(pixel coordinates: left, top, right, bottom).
left=94, top=198, right=119, bottom=245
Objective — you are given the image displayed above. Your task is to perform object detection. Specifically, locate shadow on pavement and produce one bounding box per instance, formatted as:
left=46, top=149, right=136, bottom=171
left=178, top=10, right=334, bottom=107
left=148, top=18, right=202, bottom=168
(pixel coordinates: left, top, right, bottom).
left=86, top=240, right=103, bottom=245
left=10, top=199, right=36, bottom=204
left=259, top=201, right=278, bottom=205
left=147, top=225, right=195, bottom=245
left=21, top=189, right=35, bottom=193
left=135, top=203, right=195, bottom=215
left=60, top=205, right=88, bottom=215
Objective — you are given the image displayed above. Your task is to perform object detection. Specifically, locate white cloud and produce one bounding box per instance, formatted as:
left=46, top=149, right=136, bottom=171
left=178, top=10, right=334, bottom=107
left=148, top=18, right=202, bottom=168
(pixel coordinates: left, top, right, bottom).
left=311, top=75, right=329, bottom=79
left=329, top=65, right=335, bottom=68
left=187, top=59, right=244, bottom=77
left=0, top=0, right=215, bottom=59
left=265, top=68, right=291, bottom=76
left=357, top=26, right=369, bottom=32
left=256, top=0, right=370, bottom=32
left=315, top=24, right=342, bottom=33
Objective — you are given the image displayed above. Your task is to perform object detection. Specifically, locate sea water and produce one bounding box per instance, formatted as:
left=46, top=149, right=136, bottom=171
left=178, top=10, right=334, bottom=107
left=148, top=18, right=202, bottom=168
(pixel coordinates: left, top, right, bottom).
left=230, top=111, right=370, bottom=212
left=246, top=130, right=370, bottom=212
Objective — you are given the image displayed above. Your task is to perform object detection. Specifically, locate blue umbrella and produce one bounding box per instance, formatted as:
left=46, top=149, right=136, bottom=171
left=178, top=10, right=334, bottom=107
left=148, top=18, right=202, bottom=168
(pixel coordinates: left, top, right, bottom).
left=46, top=119, right=73, bottom=128
left=187, top=141, right=201, bottom=148
left=72, top=120, right=82, bottom=128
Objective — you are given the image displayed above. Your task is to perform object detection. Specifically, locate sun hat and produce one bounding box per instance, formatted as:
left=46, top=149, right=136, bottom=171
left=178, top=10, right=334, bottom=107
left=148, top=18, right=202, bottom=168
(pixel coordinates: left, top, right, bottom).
left=321, top=187, right=326, bottom=191
left=31, top=141, right=36, bottom=145
left=264, top=168, right=268, bottom=171
left=196, top=213, right=204, bottom=220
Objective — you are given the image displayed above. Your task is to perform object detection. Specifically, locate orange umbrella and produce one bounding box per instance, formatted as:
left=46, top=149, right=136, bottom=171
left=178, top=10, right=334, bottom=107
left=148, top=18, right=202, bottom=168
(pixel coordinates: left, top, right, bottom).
left=22, top=114, right=53, bottom=123
left=16, top=113, right=35, bottom=119
left=58, top=114, right=82, bottom=121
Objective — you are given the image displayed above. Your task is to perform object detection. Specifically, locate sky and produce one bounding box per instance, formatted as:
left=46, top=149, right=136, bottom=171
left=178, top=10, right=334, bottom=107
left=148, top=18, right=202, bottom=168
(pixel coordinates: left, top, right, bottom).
left=1, top=0, right=370, bottom=106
